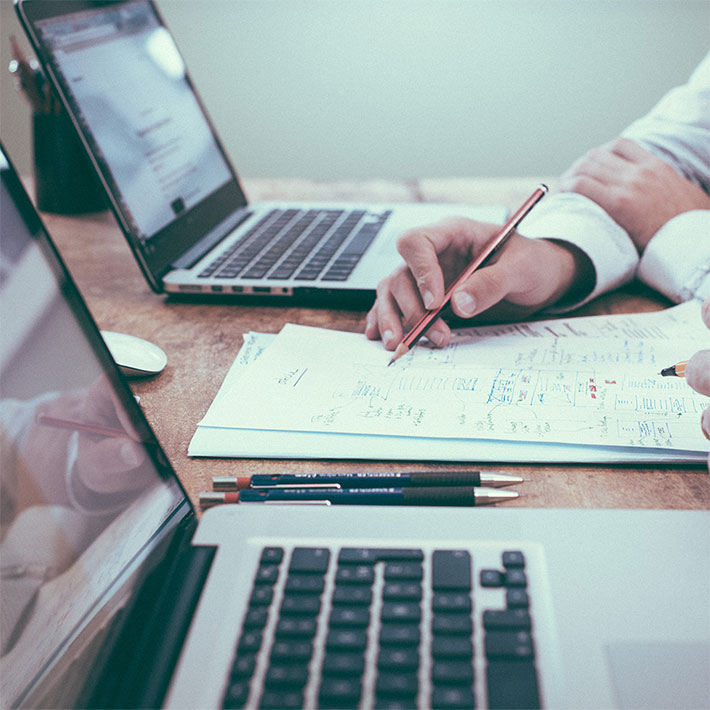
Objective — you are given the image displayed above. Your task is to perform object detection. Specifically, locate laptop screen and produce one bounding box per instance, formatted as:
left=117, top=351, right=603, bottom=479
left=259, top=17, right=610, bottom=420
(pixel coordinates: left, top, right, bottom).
left=18, top=0, right=249, bottom=289
left=0, top=145, right=187, bottom=708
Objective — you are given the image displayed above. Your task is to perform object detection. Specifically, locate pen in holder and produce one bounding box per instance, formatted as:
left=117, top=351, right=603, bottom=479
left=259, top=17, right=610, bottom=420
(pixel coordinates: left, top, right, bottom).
left=32, top=110, right=107, bottom=215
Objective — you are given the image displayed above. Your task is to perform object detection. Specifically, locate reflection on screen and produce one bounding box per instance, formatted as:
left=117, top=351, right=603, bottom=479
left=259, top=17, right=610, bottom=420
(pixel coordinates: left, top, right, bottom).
left=35, top=0, right=232, bottom=241
left=0, top=154, right=184, bottom=707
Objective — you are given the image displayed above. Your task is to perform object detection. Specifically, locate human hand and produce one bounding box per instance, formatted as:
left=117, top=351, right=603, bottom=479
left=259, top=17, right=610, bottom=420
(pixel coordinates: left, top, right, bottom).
left=559, top=137, right=710, bottom=252
left=685, top=297, right=710, bottom=471
left=365, top=216, right=593, bottom=350
left=73, top=376, right=148, bottom=495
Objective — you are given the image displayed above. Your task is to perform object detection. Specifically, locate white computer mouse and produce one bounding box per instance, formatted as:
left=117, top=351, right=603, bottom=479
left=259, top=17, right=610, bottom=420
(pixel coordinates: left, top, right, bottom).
left=101, top=331, right=168, bottom=377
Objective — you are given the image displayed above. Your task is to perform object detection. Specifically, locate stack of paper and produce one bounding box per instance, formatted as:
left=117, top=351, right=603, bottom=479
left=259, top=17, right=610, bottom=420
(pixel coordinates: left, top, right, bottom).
left=189, top=300, right=710, bottom=463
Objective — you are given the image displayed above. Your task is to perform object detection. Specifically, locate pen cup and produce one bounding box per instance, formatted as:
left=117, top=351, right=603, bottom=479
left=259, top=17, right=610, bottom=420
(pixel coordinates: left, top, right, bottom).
left=32, top=110, right=107, bottom=214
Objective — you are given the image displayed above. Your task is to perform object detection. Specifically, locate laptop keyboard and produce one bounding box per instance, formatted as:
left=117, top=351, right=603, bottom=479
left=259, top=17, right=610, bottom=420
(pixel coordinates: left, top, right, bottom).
left=199, top=208, right=392, bottom=283
left=222, top=545, right=543, bottom=709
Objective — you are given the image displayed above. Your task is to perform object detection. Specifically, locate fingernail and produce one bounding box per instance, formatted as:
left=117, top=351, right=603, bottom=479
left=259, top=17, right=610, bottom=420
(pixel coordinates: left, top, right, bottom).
left=383, top=329, right=395, bottom=346
left=453, top=292, right=476, bottom=317
left=422, top=290, right=435, bottom=309
left=428, top=329, right=446, bottom=347
left=365, top=314, right=374, bottom=331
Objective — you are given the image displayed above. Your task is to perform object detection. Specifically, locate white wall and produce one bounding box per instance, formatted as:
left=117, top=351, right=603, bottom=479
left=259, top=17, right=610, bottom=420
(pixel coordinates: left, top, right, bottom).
left=2, top=0, right=708, bottom=180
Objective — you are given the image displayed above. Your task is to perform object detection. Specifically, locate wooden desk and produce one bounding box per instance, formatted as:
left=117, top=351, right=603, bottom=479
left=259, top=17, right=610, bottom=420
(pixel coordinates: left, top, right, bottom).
left=39, top=178, right=709, bottom=512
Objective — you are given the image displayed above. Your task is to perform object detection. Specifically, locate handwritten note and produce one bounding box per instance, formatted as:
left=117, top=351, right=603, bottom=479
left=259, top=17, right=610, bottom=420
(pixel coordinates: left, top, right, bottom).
left=199, top=302, right=709, bottom=454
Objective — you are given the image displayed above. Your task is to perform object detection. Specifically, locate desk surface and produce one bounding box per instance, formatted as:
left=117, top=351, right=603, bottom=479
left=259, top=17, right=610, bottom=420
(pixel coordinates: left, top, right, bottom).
left=39, top=177, right=709, bottom=512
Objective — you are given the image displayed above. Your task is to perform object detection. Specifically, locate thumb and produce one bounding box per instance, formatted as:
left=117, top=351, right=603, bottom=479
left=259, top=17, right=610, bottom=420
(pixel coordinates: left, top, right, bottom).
left=450, top=262, right=513, bottom=319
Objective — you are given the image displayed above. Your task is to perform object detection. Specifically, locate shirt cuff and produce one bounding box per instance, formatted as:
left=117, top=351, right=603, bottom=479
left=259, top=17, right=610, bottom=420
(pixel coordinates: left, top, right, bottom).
left=517, top=192, right=639, bottom=311
left=637, top=210, right=710, bottom=302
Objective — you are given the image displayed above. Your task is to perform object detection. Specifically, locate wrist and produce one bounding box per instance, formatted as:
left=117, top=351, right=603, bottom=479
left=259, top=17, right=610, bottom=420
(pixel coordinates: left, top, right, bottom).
left=542, top=239, right=595, bottom=309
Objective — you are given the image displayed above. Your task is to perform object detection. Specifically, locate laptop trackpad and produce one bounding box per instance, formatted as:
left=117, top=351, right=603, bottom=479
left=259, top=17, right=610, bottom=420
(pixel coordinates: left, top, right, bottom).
left=606, top=640, right=710, bottom=709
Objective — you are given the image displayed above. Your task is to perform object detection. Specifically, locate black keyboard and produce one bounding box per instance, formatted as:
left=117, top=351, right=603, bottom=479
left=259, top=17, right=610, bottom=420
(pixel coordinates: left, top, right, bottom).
left=222, top=545, right=543, bottom=709
left=198, top=208, right=392, bottom=283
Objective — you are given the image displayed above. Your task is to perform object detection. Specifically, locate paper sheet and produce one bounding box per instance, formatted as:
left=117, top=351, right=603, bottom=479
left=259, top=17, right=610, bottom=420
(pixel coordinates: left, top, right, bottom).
left=195, top=301, right=710, bottom=459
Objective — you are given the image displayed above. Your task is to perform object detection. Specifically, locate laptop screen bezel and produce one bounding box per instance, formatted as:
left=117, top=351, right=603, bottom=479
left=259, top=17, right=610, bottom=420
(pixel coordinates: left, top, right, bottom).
left=15, top=0, right=250, bottom=293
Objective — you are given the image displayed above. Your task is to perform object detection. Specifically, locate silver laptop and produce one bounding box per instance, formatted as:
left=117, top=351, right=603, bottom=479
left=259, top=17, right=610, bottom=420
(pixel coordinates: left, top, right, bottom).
left=15, top=0, right=505, bottom=302
left=1, top=142, right=708, bottom=709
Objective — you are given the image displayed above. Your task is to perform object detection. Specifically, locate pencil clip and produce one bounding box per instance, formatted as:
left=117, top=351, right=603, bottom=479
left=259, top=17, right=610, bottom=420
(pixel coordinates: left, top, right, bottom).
left=266, top=483, right=342, bottom=489
left=256, top=500, right=332, bottom=506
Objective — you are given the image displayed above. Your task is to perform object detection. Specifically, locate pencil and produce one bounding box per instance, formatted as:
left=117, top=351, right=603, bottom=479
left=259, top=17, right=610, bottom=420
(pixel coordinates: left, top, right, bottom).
left=659, top=360, right=687, bottom=378
left=388, top=184, right=548, bottom=365
left=36, top=413, right=130, bottom=438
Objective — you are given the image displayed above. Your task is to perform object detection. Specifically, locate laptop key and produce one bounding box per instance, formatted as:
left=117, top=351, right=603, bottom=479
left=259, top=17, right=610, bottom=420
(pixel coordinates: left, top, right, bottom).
left=280, top=594, right=321, bottom=616
left=338, top=547, right=424, bottom=564
left=485, top=631, right=535, bottom=660
left=502, top=550, right=526, bottom=568
left=486, top=661, right=540, bottom=709
left=259, top=547, right=284, bottom=564
left=222, top=679, right=250, bottom=708
left=506, top=588, right=530, bottom=609
left=432, top=635, right=474, bottom=658
left=318, top=677, right=362, bottom=707
left=432, top=612, right=473, bottom=635
left=288, top=547, right=330, bottom=574
left=264, top=664, right=309, bottom=688
left=326, top=629, right=368, bottom=651
left=432, top=659, right=474, bottom=685
left=259, top=689, right=303, bottom=710
left=432, top=550, right=472, bottom=590
left=377, top=647, right=419, bottom=671
left=433, top=591, right=472, bottom=612
left=274, top=617, right=317, bottom=638
left=375, top=671, right=419, bottom=696
left=335, top=564, right=375, bottom=585
left=483, top=609, right=532, bottom=631
left=284, top=574, right=325, bottom=595
left=329, top=606, right=370, bottom=628
left=332, top=585, right=372, bottom=606
left=379, top=623, right=420, bottom=646
left=321, top=652, right=365, bottom=676
left=384, top=561, right=423, bottom=581
left=431, top=685, right=476, bottom=710
left=382, top=581, right=422, bottom=601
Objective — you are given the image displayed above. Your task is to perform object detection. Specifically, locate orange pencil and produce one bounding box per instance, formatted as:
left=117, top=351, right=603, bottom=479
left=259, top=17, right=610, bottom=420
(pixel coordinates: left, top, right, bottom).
left=388, top=184, right=549, bottom=365
left=659, top=360, right=687, bottom=378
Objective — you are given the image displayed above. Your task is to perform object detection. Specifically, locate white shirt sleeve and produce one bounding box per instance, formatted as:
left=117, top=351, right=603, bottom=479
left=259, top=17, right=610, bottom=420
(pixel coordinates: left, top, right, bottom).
left=517, top=192, right=639, bottom=310
left=637, top=211, right=710, bottom=302
left=520, top=51, right=710, bottom=311
left=622, top=52, right=710, bottom=194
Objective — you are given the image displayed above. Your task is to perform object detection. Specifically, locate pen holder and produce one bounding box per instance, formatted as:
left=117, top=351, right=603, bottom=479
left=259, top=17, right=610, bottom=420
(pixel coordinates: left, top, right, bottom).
left=32, top=111, right=107, bottom=214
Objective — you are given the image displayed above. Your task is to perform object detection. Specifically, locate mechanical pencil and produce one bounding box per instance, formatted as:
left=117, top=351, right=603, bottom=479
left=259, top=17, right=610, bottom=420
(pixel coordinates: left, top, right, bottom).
left=212, top=471, right=523, bottom=490
left=200, top=486, right=518, bottom=508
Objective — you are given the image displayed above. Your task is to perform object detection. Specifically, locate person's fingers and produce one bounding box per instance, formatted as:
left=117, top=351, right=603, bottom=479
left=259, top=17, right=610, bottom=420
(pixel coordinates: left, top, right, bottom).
left=74, top=437, right=147, bottom=493
left=370, top=282, right=405, bottom=349
left=702, top=296, right=710, bottom=329
left=702, top=408, right=710, bottom=442
left=396, top=218, right=499, bottom=310
left=396, top=227, right=448, bottom=309
left=685, top=349, right=710, bottom=397
left=607, top=137, right=652, bottom=163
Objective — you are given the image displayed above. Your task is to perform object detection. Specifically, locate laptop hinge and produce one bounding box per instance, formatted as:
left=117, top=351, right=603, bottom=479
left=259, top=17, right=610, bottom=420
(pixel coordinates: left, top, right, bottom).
left=86, top=517, right=216, bottom=709
left=172, top=207, right=252, bottom=270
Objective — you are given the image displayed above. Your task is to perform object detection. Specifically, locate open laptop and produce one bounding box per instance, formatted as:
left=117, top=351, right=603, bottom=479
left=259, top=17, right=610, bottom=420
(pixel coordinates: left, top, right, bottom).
left=15, top=0, right=506, bottom=302
left=1, top=141, right=708, bottom=709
